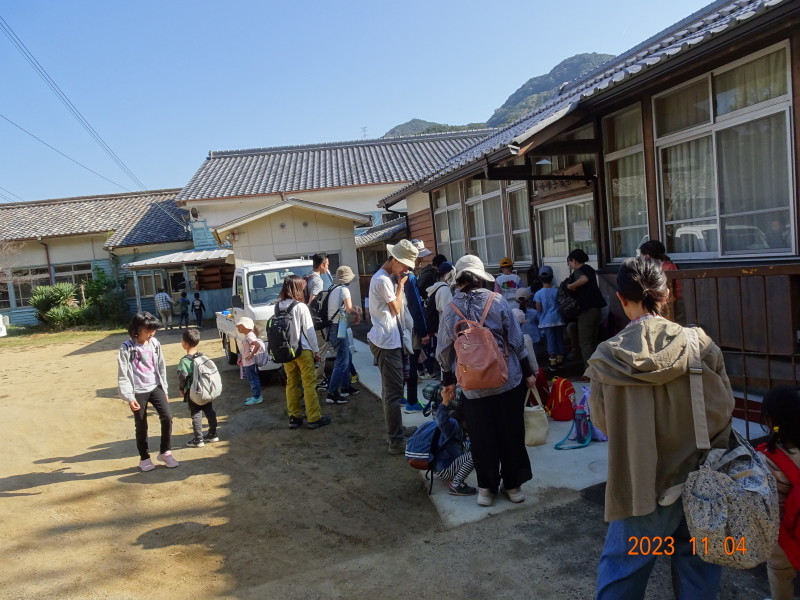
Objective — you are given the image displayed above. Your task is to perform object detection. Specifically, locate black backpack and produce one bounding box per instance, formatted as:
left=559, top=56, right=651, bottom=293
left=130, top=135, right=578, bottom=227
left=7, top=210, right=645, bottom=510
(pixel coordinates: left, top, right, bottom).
left=308, top=283, right=343, bottom=331
left=266, top=301, right=303, bottom=363
left=424, top=285, right=443, bottom=336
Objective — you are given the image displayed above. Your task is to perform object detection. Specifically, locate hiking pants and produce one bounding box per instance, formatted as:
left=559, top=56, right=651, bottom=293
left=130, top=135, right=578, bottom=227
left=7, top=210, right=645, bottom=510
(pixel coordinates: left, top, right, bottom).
left=596, top=501, right=722, bottom=600
left=327, top=326, right=351, bottom=394
left=187, top=397, right=217, bottom=441
left=315, top=330, right=331, bottom=384
left=767, top=543, right=796, bottom=600
left=133, top=386, right=172, bottom=460
left=369, top=342, right=404, bottom=444
left=406, top=347, right=422, bottom=405
left=158, top=308, right=173, bottom=329
left=462, top=382, right=531, bottom=493
left=285, top=350, right=322, bottom=423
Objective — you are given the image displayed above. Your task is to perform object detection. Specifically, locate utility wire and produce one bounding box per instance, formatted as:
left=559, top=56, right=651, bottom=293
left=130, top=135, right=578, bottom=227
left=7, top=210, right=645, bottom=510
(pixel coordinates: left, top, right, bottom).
left=0, top=185, right=23, bottom=201
left=0, top=14, right=147, bottom=190
left=0, top=114, right=131, bottom=192
left=0, top=190, right=16, bottom=203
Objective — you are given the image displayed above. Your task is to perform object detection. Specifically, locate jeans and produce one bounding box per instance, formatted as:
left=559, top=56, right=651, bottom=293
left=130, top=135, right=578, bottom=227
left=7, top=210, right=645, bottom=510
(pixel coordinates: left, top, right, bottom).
left=243, top=364, right=262, bottom=399
left=285, top=350, right=322, bottom=423
left=178, top=312, right=189, bottom=327
left=187, top=397, right=217, bottom=440
left=133, top=386, right=172, bottom=460
left=369, top=341, right=404, bottom=443
left=596, top=501, right=722, bottom=600
left=542, top=326, right=564, bottom=357
left=315, top=330, right=331, bottom=384
left=327, top=326, right=351, bottom=394
left=193, top=309, right=204, bottom=327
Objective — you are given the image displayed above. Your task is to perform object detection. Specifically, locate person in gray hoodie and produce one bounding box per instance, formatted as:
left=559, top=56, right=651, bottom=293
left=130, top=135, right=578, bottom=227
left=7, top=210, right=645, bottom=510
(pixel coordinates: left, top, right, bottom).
left=118, top=311, right=178, bottom=472
left=587, top=257, right=733, bottom=599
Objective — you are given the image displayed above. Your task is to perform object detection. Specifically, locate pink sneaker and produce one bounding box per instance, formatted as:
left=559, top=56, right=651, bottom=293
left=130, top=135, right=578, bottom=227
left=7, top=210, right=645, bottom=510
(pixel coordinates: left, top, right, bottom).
left=157, top=451, right=179, bottom=468
left=139, top=458, right=155, bottom=472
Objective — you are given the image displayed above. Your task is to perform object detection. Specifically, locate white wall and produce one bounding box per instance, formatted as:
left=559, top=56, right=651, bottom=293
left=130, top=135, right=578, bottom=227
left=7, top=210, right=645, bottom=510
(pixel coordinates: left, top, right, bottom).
left=405, top=190, right=429, bottom=215
left=7, top=235, right=110, bottom=268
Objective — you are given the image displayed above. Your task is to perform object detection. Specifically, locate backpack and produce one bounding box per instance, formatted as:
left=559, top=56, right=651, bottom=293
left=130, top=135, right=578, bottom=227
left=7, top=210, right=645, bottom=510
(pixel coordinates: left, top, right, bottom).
left=252, top=337, right=270, bottom=367
left=188, top=353, right=222, bottom=406
left=448, top=293, right=508, bottom=391
left=557, top=280, right=580, bottom=320
left=547, top=377, right=576, bottom=421
left=756, top=444, right=800, bottom=569
left=424, top=285, right=443, bottom=336
left=308, top=283, right=342, bottom=331
left=405, top=420, right=443, bottom=494
left=266, top=301, right=303, bottom=364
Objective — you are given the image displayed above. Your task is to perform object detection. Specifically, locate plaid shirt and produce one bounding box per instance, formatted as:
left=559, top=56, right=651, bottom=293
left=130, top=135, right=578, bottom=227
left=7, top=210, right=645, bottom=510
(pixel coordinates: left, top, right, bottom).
left=155, top=292, right=173, bottom=311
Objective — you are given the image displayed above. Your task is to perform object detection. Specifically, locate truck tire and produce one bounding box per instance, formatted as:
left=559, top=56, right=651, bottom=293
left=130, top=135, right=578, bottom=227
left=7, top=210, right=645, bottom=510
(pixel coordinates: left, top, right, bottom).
left=223, top=335, right=238, bottom=365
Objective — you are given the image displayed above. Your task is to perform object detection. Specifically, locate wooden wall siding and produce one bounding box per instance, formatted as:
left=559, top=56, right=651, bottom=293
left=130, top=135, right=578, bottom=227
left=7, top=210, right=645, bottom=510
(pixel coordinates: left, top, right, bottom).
left=408, top=208, right=435, bottom=261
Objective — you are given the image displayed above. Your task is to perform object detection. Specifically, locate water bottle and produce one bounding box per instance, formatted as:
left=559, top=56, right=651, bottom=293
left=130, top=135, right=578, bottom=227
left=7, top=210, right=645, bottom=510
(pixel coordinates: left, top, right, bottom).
left=573, top=406, right=589, bottom=444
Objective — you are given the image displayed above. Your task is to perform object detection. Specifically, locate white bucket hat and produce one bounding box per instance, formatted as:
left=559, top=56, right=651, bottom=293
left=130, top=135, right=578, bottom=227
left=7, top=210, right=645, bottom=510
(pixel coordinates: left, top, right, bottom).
left=386, top=239, right=419, bottom=269
left=454, top=254, right=495, bottom=282
left=410, top=239, right=432, bottom=258
left=235, top=316, right=254, bottom=329
left=334, top=265, right=356, bottom=285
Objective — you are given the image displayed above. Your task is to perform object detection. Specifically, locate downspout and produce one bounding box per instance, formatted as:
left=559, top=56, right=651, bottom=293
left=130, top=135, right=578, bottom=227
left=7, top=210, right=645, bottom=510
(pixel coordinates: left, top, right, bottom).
left=37, top=237, right=54, bottom=284
left=384, top=205, right=409, bottom=237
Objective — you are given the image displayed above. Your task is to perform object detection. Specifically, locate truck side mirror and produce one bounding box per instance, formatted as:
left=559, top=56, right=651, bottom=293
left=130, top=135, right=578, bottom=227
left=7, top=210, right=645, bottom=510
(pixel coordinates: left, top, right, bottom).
left=232, top=294, right=244, bottom=309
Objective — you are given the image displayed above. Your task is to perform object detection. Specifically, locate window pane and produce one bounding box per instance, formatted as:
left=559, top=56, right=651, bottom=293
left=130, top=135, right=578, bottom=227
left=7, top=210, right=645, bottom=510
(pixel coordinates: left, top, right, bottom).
left=465, top=179, right=482, bottom=200
left=721, top=211, right=790, bottom=254
left=142, top=276, right=155, bottom=297
left=661, top=136, right=716, bottom=222
left=482, top=179, right=500, bottom=195
left=446, top=183, right=460, bottom=206
left=611, top=227, right=649, bottom=259
left=467, top=203, right=485, bottom=239
left=472, top=238, right=487, bottom=262
left=509, top=189, right=529, bottom=231
left=607, top=152, right=646, bottom=228
left=666, top=220, right=718, bottom=254
left=484, top=196, right=503, bottom=236
left=717, top=112, right=789, bottom=215
left=604, top=106, right=642, bottom=153
left=0, top=282, right=9, bottom=309
left=435, top=212, right=450, bottom=244
left=433, top=189, right=446, bottom=210
left=447, top=208, right=463, bottom=242
left=566, top=201, right=597, bottom=256
left=450, top=241, right=465, bottom=261
left=486, top=236, right=505, bottom=265
left=714, top=49, right=787, bottom=116
left=513, top=233, right=532, bottom=262
left=540, top=208, right=567, bottom=258
left=655, top=80, right=711, bottom=137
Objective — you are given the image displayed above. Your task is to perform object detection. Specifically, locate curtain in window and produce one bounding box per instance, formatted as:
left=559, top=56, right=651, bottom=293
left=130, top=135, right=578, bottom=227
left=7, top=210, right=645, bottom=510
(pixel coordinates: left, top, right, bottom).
left=540, top=208, right=567, bottom=258
left=566, top=201, right=597, bottom=256
left=714, top=49, right=787, bottom=116
left=655, top=80, right=710, bottom=137
left=661, top=136, right=716, bottom=222
left=607, top=152, right=646, bottom=228
left=605, top=107, right=642, bottom=153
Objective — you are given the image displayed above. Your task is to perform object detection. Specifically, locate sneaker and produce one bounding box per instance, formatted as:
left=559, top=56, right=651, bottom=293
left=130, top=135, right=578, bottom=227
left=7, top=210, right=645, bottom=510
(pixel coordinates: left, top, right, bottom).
left=139, top=458, right=155, bottom=472
left=341, top=387, right=360, bottom=396
left=477, top=488, right=495, bottom=507
left=244, top=396, right=263, bottom=406
left=449, top=482, right=477, bottom=496
left=203, top=433, right=219, bottom=443
left=307, top=415, right=331, bottom=430
left=501, top=486, right=525, bottom=503
left=186, top=438, right=205, bottom=448
left=418, top=371, right=436, bottom=381
left=388, top=439, right=406, bottom=455
left=350, top=374, right=360, bottom=384
left=316, top=378, right=329, bottom=391
left=326, top=393, right=350, bottom=405
left=157, top=451, right=179, bottom=468
left=404, top=402, right=424, bottom=414
left=288, top=416, right=303, bottom=429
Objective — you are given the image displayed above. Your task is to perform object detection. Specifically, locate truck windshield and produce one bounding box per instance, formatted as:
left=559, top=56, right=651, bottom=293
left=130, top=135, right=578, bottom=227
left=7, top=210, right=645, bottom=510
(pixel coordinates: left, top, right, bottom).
left=247, top=265, right=314, bottom=306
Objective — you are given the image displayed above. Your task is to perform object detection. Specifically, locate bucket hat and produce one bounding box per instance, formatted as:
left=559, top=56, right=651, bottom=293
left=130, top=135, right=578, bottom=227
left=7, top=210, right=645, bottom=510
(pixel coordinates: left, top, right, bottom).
left=334, top=265, right=355, bottom=285
left=454, top=255, right=495, bottom=282
left=386, top=239, right=419, bottom=269
left=411, top=239, right=432, bottom=258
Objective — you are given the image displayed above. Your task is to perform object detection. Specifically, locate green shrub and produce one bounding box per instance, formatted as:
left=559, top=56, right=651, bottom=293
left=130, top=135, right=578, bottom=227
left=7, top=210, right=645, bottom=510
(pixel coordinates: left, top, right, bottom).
left=45, top=305, right=83, bottom=329
left=29, top=282, right=78, bottom=326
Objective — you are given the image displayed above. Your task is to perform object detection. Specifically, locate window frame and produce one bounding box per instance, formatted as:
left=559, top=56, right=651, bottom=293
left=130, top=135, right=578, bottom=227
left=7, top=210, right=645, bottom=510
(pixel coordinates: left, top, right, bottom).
left=465, top=178, right=505, bottom=266
left=432, top=183, right=466, bottom=261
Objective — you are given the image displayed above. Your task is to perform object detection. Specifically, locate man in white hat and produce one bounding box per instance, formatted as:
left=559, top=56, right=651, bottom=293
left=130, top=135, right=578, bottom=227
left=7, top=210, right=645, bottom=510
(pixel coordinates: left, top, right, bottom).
left=367, top=239, right=418, bottom=454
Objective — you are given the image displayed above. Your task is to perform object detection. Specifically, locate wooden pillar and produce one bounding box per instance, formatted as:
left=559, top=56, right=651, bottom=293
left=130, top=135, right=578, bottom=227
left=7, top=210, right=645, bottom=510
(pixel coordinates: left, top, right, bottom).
left=182, top=264, right=191, bottom=293
left=641, top=95, right=660, bottom=242
left=132, top=271, right=142, bottom=313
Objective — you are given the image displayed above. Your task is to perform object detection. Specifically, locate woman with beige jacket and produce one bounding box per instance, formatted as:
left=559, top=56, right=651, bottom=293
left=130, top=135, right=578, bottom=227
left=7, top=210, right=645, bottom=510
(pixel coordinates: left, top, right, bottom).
left=586, top=256, right=734, bottom=600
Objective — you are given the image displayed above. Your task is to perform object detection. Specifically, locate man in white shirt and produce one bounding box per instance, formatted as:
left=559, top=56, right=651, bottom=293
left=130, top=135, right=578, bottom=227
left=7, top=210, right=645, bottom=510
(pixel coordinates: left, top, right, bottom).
left=367, top=239, right=418, bottom=454
left=304, top=252, right=331, bottom=388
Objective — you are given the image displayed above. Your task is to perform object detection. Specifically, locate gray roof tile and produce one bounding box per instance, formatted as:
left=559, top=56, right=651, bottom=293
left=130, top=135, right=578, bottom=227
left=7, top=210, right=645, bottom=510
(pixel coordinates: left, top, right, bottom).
left=0, top=189, right=191, bottom=249
left=175, top=130, right=496, bottom=202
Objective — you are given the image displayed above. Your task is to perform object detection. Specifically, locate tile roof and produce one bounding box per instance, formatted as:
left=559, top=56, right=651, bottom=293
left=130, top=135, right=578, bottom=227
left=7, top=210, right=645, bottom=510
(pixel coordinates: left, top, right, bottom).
left=355, top=218, right=407, bottom=249
left=380, top=0, right=791, bottom=206
left=0, top=189, right=191, bottom=249
left=175, top=130, right=496, bottom=202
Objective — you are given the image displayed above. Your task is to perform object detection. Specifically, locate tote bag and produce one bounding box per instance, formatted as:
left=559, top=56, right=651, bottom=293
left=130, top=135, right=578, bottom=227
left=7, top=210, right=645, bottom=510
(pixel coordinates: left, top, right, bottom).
left=524, top=388, right=549, bottom=447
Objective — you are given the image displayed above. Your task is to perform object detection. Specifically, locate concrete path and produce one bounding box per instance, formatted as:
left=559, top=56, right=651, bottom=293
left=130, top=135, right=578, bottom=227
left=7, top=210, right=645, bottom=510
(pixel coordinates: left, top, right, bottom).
left=351, top=338, right=609, bottom=529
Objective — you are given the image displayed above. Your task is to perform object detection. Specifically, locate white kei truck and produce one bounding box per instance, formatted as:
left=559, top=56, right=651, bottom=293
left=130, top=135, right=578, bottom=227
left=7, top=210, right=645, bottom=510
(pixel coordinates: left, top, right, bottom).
left=216, top=259, right=313, bottom=382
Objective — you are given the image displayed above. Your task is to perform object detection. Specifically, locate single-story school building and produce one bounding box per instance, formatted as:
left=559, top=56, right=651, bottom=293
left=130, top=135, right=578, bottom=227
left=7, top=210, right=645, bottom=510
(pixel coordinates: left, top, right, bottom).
left=379, top=0, right=800, bottom=409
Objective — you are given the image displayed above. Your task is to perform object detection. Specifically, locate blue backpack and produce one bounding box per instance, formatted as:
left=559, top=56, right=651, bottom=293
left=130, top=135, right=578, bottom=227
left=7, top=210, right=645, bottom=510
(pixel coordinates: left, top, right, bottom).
left=405, top=420, right=442, bottom=494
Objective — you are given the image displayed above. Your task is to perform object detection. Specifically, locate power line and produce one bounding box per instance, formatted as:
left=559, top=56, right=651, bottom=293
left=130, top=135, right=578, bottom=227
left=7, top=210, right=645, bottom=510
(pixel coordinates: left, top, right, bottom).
left=0, top=114, right=131, bottom=192
left=0, top=185, right=23, bottom=201
left=0, top=14, right=147, bottom=190
left=0, top=190, right=16, bottom=203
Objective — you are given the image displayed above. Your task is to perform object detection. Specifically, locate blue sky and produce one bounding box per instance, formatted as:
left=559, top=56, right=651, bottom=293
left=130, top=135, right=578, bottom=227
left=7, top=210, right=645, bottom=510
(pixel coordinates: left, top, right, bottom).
left=1, top=0, right=713, bottom=202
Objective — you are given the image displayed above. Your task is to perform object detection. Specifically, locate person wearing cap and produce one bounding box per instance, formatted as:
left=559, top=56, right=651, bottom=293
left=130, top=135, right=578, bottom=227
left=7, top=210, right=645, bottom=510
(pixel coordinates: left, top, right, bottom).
left=533, top=265, right=565, bottom=369
left=368, top=239, right=418, bottom=454
left=417, top=253, right=448, bottom=300
left=436, top=255, right=536, bottom=507
left=235, top=316, right=264, bottom=406
left=403, top=239, right=434, bottom=408
left=493, top=257, right=522, bottom=305
left=325, top=265, right=362, bottom=404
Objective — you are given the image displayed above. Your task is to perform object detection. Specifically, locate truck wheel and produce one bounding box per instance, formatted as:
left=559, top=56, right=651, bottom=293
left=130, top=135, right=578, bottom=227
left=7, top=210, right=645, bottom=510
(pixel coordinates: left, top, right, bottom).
left=223, top=335, right=238, bottom=365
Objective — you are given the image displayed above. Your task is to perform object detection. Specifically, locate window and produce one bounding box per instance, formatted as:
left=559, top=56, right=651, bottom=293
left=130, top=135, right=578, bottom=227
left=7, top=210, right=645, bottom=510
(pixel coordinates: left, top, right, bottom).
left=53, top=262, right=94, bottom=285
left=0, top=281, right=10, bottom=309
left=508, top=188, right=532, bottom=262
left=10, top=267, right=51, bottom=307
left=125, top=271, right=164, bottom=298
left=464, top=176, right=506, bottom=265
left=655, top=44, right=793, bottom=257
left=433, top=183, right=465, bottom=260
left=604, top=105, right=648, bottom=259
left=247, top=265, right=313, bottom=305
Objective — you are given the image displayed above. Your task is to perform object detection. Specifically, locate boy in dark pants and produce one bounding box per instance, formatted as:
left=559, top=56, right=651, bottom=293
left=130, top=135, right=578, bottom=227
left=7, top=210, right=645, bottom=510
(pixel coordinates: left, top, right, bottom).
left=178, top=329, right=218, bottom=447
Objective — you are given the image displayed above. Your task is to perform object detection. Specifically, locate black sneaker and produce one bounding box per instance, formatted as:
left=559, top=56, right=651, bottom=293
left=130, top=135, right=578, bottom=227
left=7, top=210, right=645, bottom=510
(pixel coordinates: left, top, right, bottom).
left=316, top=378, right=329, bottom=391
left=449, top=482, right=477, bottom=496
left=203, top=433, right=219, bottom=443
left=288, top=416, right=303, bottom=429
left=326, top=393, right=350, bottom=404
left=341, top=387, right=360, bottom=396
left=186, top=438, right=205, bottom=448
left=307, top=415, right=331, bottom=429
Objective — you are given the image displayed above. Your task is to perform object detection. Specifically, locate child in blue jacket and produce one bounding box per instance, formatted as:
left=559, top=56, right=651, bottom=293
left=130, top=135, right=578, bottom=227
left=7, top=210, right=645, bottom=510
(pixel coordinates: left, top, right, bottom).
left=433, top=394, right=476, bottom=496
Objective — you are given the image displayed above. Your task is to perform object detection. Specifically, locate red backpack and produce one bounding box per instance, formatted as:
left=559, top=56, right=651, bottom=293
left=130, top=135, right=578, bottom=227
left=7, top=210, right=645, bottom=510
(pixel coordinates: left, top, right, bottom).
left=547, top=377, right=576, bottom=421
left=756, top=443, right=800, bottom=569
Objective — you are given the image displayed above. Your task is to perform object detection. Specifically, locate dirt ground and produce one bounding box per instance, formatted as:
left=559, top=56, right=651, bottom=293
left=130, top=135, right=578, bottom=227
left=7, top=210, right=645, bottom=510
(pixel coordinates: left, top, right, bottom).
left=0, top=328, right=774, bottom=599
